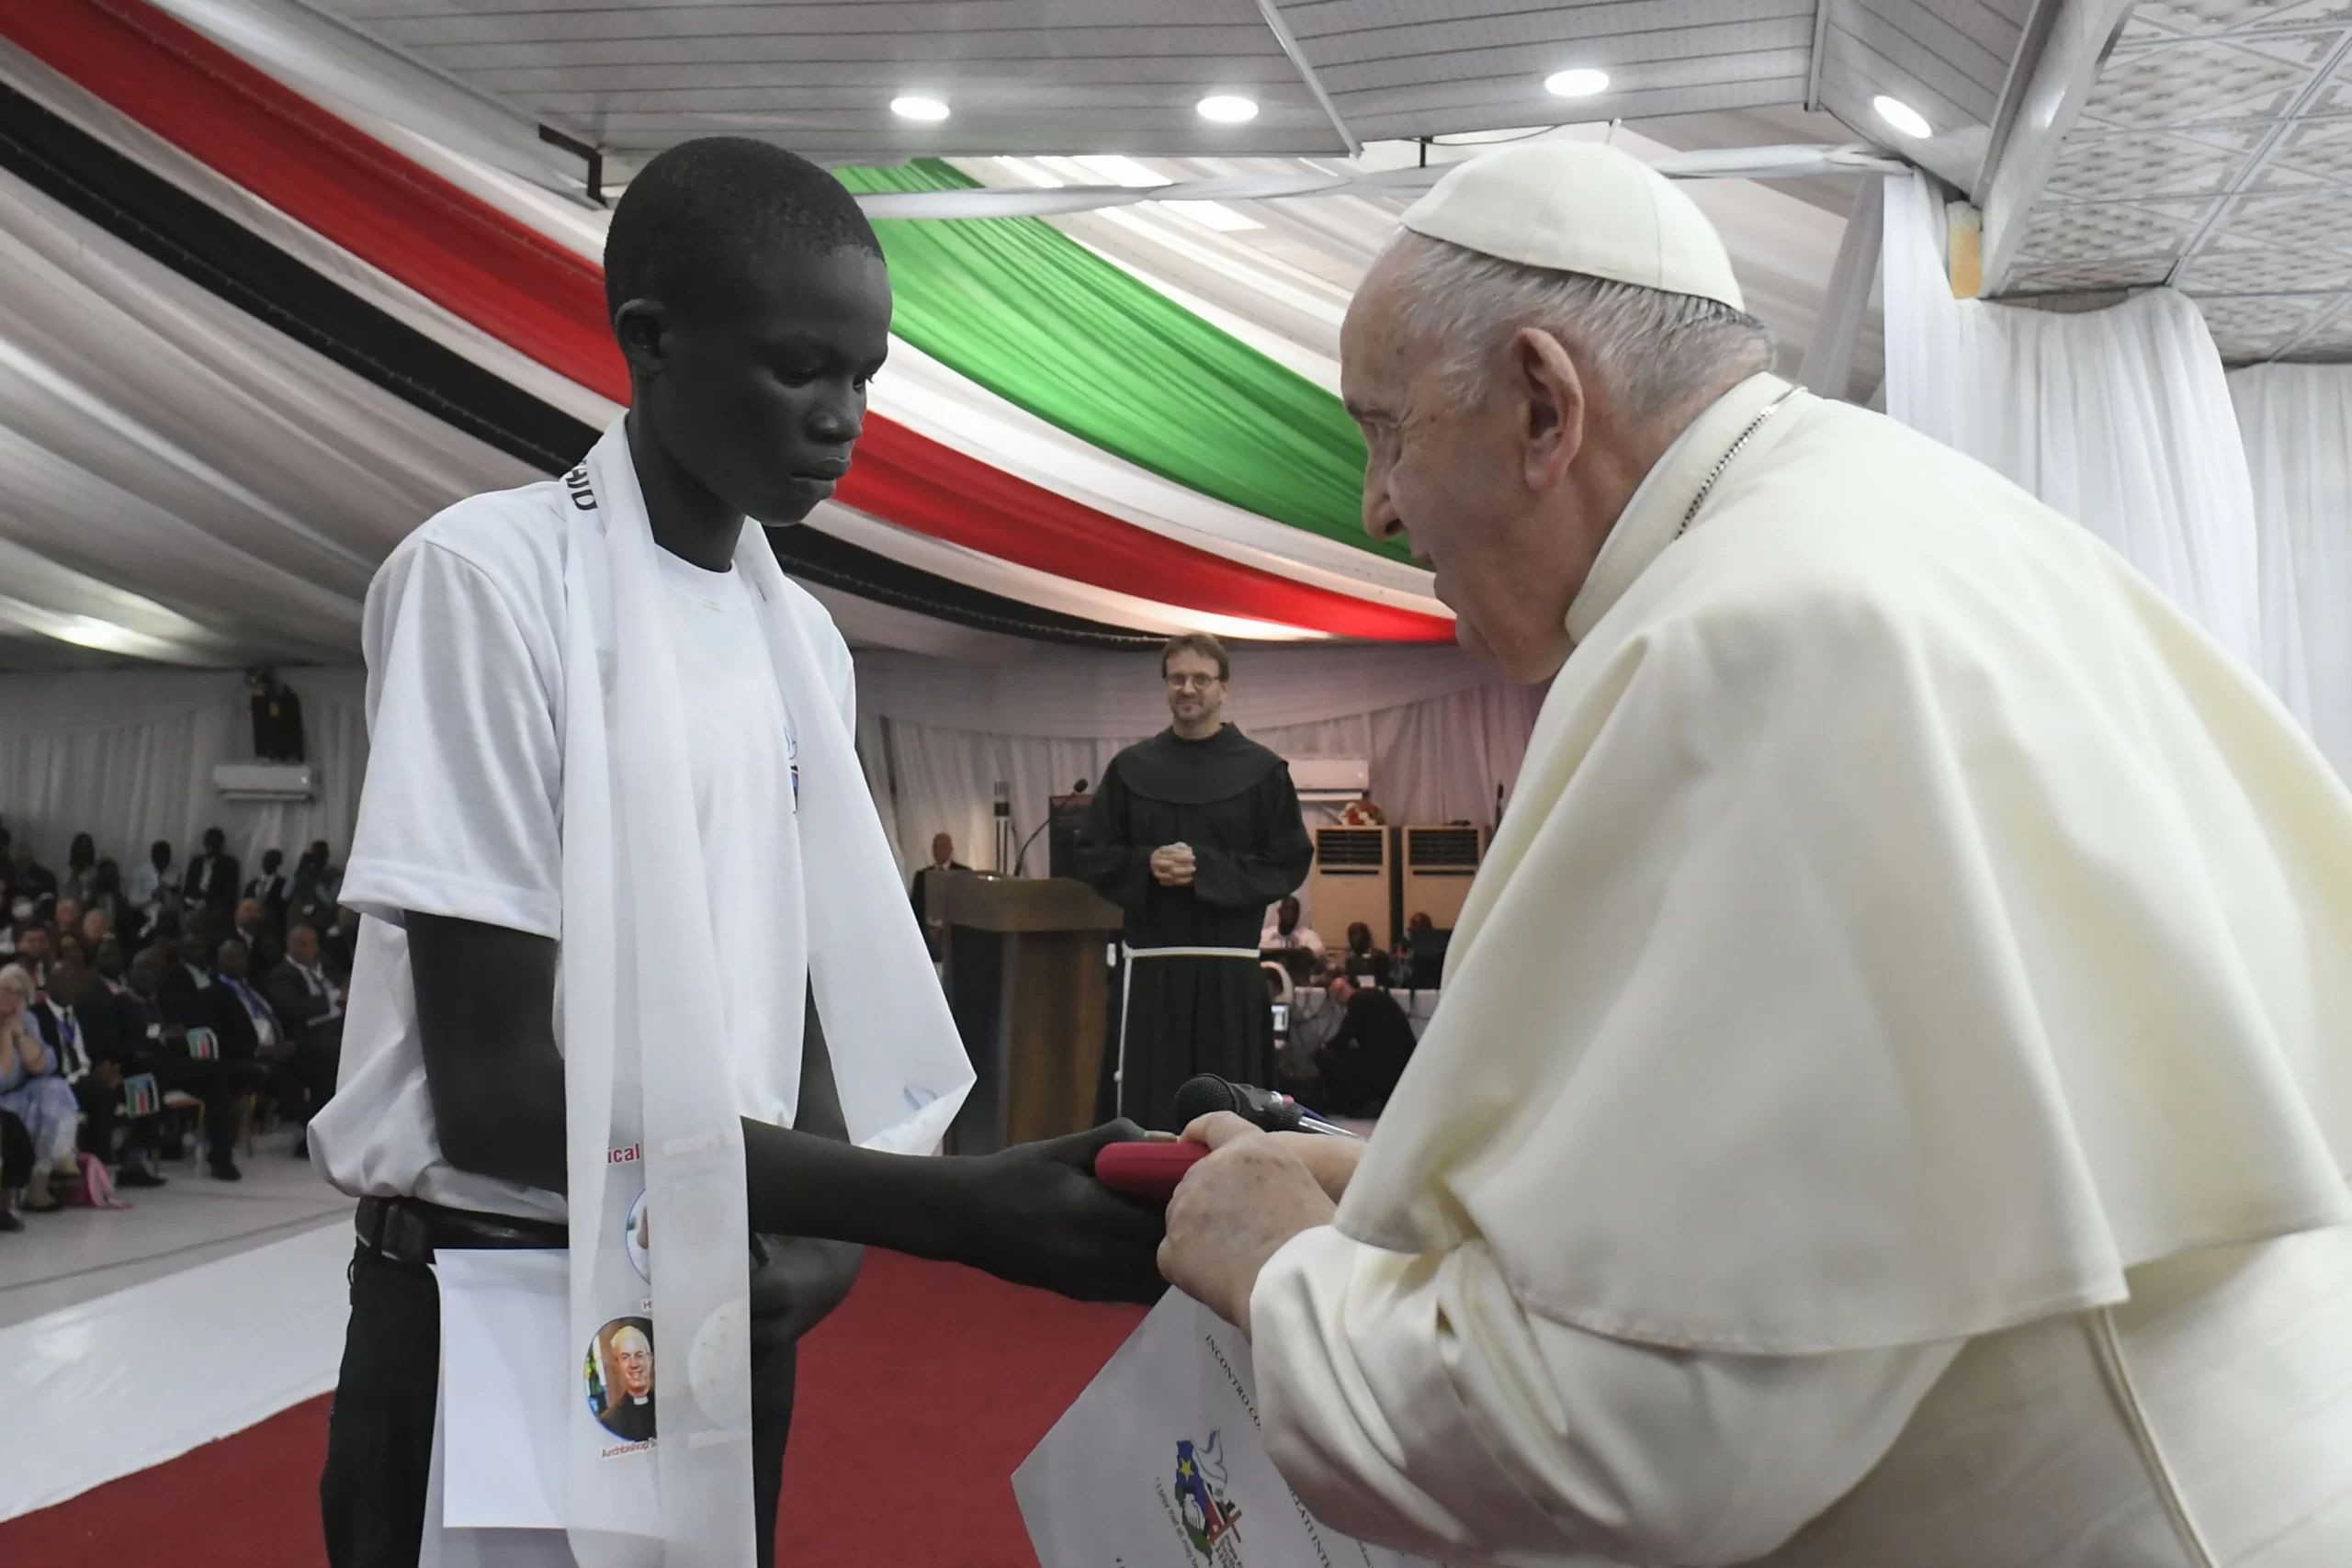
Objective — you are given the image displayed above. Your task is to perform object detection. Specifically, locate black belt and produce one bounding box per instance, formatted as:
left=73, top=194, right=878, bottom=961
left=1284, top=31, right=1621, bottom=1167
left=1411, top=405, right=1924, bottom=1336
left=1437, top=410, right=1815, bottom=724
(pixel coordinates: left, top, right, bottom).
left=354, top=1194, right=569, bottom=1266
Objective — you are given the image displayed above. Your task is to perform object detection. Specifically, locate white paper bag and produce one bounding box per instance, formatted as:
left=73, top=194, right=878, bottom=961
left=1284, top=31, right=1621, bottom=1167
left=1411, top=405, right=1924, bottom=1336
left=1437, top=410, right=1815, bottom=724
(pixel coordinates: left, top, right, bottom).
left=1015, top=1292, right=1443, bottom=1568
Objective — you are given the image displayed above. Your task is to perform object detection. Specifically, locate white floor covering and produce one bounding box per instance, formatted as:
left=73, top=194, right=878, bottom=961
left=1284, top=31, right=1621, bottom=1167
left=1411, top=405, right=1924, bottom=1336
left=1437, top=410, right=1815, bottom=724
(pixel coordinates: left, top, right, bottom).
left=0, top=1131, right=354, bottom=1521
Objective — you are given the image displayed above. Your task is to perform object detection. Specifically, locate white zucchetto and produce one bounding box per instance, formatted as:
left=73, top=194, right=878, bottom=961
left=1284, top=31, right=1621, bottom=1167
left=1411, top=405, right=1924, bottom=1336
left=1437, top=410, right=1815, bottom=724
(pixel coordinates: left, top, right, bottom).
left=1399, top=140, right=1747, bottom=312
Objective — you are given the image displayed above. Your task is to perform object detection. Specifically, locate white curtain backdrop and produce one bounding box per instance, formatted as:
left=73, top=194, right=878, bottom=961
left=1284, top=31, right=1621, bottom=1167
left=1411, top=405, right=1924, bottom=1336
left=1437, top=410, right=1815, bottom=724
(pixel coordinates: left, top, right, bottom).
left=1881, top=173, right=2265, bottom=674
left=0, top=644, right=1544, bottom=906
left=854, top=644, right=1546, bottom=882
left=2229, top=364, right=2352, bottom=781
left=0, top=665, right=367, bottom=879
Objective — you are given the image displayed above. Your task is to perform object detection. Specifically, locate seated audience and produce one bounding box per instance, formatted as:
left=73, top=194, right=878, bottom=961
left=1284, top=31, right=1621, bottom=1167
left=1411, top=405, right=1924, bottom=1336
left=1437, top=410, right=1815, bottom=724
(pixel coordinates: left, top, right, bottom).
left=161, top=919, right=221, bottom=1019
left=0, top=1107, right=27, bottom=1230
left=183, top=826, right=241, bottom=918
left=244, top=846, right=289, bottom=916
left=125, top=942, right=264, bottom=1181
left=52, top=898, right=81, bottom=946
left=232, top=896, right=282, bottom=975
left=85, top=939, right=165, bottom=1186
left=79, top=904, right=109, bottom=950
left=129, top=840, right=181, bottom=939
left=1310, top=974, right=1419, bottom=1119
left=288, top=840, right=342, bottom=933
left=86, top=859, right=136, bottom=949
left=29, top=944, right=119, bottom=1173
left=1396, top=909, right=1449, bottom=989
left=1338, top=921, right=1392, bottom=987
left=9, top=920, right=51, bottom=993
left=1260, top=895, right=1327, bottom=957
left=6, top=842, right=56, bottom=906
left=58, top=833, right=98, bottom=906
left=265, top=922, right=345, bottom=1158
left=0, top=963, right=79, bottom=1210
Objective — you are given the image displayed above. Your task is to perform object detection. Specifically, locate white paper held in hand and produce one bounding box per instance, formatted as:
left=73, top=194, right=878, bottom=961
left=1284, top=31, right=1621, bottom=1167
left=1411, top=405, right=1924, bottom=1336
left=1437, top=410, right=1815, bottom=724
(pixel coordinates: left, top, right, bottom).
left=1014, top=1291, right=1442, bottom=1568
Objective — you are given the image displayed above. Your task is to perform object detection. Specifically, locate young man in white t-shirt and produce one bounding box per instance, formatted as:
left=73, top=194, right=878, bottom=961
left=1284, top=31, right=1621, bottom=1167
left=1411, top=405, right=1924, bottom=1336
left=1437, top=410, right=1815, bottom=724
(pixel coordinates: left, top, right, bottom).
left=311, top=139, right=1164, bottom=1568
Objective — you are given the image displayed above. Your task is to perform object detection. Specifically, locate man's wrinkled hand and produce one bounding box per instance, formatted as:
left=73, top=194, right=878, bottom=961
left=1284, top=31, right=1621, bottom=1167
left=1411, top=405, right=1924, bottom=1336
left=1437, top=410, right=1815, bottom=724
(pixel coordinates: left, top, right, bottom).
left=1181, top=1112, right=1365, bottom=1204
left=960, top=1121, right=1170, bottom=1304
left=1149, top=843, right=1196, bottom=887
left=1159, top=1125, right=1337, bottom=1332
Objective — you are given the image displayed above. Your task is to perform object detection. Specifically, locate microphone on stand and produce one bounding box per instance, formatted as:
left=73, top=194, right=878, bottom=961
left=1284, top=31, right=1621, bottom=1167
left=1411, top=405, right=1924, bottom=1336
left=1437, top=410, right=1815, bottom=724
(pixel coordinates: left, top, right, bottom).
left=1012, top=779, right=1090, bottom=876
left=1094, top=1076, right=1357, bottom=1202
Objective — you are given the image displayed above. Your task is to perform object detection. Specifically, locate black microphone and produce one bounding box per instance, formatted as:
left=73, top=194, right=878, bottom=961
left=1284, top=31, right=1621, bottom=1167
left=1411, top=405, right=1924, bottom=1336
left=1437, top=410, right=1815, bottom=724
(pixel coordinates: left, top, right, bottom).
left=1171, top=1075, right=1358, bottom=1138
left=1013, top=779, right=1093, bottom=876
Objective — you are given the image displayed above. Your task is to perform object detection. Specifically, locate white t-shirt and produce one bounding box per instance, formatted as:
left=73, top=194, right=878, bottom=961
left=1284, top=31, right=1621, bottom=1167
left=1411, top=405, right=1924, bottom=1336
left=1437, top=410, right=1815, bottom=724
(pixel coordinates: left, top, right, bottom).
left=314, top=478, right=852, bottom=1220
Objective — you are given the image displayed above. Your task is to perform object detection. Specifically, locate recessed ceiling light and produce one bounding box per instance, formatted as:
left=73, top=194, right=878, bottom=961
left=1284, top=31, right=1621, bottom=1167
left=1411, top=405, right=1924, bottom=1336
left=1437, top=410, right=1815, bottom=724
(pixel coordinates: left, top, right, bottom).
left=891, top=96, right=949, bottom=122
left=1544, top=68, right=1611, bottom=98
left=1873, top=95, right=1931, bottom=139
left=1197, top=95, right=1260, bottom=123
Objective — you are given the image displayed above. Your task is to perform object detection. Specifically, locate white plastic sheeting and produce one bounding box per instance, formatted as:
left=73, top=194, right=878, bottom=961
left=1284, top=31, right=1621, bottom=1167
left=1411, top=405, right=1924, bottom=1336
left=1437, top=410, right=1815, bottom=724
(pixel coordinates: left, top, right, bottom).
left=0, top=1219, right=350, bottom=1521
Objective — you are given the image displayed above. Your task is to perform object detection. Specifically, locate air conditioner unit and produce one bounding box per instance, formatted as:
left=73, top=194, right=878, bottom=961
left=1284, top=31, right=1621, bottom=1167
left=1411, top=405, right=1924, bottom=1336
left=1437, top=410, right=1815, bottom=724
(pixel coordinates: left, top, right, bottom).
left=1398, top=825, right=1486, bottom=931
left=1286, top=756, right=1370, bottom=804
left=1308, top=825, right=1393, bottom=951
left=213, top=762, right=315, bottom=802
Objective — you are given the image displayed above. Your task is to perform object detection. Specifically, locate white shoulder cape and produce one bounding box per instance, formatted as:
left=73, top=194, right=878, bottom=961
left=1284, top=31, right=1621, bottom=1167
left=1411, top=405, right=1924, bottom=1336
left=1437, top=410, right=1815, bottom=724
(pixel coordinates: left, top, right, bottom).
left=1340, top=377, right=2352, bottom=1353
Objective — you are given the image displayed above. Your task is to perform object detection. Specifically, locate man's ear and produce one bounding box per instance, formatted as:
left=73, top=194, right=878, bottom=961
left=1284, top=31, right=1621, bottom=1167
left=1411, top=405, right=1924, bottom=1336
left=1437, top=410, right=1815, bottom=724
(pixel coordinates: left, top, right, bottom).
left=1510, top=326, right=1588, bottom=492
left=612, top=298, right=670, bottom=380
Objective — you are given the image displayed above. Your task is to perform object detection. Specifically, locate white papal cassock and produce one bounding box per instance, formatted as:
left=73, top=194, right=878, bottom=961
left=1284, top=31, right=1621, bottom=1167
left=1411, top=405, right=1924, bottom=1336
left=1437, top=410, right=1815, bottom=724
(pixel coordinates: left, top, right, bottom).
left=1251, top=373, right=2352, bottom=1568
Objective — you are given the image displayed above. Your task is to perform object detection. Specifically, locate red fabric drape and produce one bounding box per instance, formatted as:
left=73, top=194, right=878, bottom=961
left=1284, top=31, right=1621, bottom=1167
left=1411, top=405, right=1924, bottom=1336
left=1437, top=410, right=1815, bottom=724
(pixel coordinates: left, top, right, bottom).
left=0, top=0, right=1451, bottom=641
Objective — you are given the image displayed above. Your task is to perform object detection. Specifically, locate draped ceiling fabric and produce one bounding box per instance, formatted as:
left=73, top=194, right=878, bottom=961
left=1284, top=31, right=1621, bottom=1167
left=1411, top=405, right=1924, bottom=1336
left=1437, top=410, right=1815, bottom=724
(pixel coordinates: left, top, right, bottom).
left=2231, top=365, right=2352, bottom=784
left=1881, top=173, right=2267, bottom=677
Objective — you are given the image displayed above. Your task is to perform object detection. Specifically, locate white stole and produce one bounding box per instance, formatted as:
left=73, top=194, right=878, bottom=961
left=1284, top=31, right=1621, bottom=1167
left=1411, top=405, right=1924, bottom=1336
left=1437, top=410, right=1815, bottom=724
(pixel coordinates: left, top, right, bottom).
left=555, top=420, right=973, bottom=1566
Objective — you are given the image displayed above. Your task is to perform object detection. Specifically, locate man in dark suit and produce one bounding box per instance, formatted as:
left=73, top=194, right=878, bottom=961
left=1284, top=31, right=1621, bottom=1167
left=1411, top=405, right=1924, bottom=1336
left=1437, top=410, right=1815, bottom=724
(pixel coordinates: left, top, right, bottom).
left=232, top=896, right=283, bottom=976
left=182, top=827, right=241, bottom=918
left=244, top=848, right=290, bottom=940
left=264, top=923, right=344, bottom=1156
left=1311, top=975, right=1419, bottom=1119
left=29, top=946, right=108, bottom=1161
left=135, top=939, right=264, bottom=1180
left=909, top=831, right=969, bottom=959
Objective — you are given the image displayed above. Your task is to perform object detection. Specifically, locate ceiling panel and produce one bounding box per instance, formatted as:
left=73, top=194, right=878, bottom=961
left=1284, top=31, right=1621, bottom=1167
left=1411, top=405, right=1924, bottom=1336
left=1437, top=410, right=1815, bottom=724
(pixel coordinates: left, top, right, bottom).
left=1991, top=2, right=2352, bottom=361
left=300, top=0, right=2038, bottom=177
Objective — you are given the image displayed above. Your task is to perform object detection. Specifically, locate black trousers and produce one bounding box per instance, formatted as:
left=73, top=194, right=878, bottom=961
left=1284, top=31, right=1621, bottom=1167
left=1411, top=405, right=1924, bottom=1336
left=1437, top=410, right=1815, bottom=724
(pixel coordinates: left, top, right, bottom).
left=72, top=1076, right=118, bottom=1160
left=321, top=1235, right=854, bottom=1568
left=0, top=1108, right=28, bottom=1188
left=120, top=1051, right=264, bottom=1165
left=262, top=1040, right=340, bottom=1126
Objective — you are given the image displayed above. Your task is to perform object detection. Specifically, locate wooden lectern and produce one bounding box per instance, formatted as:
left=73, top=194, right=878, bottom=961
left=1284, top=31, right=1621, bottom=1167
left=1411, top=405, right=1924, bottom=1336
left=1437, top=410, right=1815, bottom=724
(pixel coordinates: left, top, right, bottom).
left=929, top=872, right=1125, bottom=1154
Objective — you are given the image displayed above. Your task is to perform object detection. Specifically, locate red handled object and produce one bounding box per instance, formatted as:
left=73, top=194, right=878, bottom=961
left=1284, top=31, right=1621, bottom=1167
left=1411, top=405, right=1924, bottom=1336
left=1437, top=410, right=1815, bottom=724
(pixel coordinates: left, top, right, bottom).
left=1095, top=1141, right=1208, bottom=1203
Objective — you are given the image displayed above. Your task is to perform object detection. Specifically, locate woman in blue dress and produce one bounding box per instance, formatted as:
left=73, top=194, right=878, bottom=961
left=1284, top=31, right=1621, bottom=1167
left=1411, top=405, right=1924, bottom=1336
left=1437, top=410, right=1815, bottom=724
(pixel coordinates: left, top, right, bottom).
left=0, top=963, right=78, bottom=1211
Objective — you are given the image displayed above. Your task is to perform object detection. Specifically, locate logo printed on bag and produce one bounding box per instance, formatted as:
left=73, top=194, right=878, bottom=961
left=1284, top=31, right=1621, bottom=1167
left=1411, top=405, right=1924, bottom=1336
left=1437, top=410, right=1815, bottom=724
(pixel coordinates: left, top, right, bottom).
left=1158, top=1433, right=1242, bottom=1565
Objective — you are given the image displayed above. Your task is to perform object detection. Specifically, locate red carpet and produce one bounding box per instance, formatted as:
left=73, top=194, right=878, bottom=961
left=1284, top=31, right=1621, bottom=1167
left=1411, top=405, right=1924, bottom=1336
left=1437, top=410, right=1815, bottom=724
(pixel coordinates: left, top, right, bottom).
left=0, top=1250, right=1147, bottom=1566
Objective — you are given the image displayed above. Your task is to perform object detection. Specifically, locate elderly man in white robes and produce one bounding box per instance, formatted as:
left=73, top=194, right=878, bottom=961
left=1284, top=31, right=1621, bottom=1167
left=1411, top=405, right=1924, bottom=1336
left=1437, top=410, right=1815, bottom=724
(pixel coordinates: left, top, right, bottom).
left=1159, top=141, right=2352, bottom=1568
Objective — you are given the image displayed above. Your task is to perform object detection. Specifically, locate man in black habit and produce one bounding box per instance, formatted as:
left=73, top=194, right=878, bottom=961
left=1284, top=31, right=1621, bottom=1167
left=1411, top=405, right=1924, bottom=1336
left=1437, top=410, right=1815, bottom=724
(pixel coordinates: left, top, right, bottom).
left=1079, top=633, right=1313, bottom=1129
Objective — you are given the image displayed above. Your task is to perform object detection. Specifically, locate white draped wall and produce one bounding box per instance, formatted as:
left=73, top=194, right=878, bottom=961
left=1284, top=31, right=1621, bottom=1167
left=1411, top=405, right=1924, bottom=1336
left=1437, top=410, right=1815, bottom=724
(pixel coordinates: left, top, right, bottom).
left=0, top=665, right=367, bottom=878
left=854, top=644, right=1545, bottom=879
left=1880, top=174, right=2267, bottom=675
left=0, top=644, right=1543, bottom=898
left=2230, top=364, right=2352, bottom=782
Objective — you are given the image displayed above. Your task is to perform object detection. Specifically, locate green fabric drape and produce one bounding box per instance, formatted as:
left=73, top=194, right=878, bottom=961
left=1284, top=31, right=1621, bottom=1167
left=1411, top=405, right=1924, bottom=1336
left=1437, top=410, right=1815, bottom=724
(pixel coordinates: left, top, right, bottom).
left=836, top=160, right=1401, bottom=563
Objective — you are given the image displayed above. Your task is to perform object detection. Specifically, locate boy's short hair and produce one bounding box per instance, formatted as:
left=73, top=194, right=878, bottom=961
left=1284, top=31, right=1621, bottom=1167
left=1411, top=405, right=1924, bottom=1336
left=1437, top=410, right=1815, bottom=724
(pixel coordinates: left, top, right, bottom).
left=603, top=138, right=882, bottom=325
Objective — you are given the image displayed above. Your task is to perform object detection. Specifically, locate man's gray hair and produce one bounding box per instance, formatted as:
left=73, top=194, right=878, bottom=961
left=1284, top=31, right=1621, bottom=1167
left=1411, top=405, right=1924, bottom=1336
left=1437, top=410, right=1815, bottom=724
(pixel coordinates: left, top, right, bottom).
left=1382, top=231, right=1774, bottom=423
